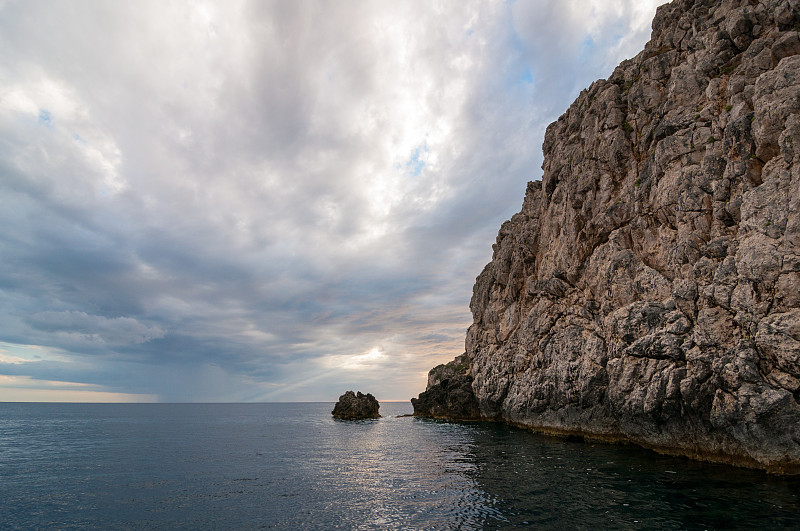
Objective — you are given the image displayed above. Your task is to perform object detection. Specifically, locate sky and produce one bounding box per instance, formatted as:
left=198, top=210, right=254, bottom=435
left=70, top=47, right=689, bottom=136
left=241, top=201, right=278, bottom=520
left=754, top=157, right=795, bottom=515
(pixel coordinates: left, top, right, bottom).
left=0, top=0, right=669, bottom=402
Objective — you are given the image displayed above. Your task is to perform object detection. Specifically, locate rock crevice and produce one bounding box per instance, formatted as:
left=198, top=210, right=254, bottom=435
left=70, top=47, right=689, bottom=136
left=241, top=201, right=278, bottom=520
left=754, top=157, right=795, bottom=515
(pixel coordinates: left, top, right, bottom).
left=413, top=0, right=800, bottom=474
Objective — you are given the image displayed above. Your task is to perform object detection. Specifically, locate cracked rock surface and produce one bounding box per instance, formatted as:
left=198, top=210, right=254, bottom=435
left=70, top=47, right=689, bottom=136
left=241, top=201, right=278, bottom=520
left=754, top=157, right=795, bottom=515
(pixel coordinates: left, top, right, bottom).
left=413, top=0, right=800, bottom=473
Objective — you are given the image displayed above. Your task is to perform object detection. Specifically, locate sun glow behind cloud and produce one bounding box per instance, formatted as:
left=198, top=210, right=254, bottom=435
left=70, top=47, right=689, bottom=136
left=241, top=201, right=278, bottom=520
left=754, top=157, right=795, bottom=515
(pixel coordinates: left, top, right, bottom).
left=324, top=347, right=386, bottom=371
left=0, top=0, right=668, bottom=402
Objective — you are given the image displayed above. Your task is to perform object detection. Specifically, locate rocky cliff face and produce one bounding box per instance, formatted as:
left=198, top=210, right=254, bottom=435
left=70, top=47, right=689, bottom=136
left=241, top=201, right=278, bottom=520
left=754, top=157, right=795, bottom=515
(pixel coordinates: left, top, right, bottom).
left=411, top=354, right=481, bottom=419
left=414, top=0, right=800, bottom=473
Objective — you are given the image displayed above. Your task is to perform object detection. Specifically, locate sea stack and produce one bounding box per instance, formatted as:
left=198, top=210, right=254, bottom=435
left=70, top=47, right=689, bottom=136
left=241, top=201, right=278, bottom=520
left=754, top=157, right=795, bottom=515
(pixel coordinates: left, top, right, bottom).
left=413, top=0, right=800, bottom=474
left=332, top=391, right=381, bottom=419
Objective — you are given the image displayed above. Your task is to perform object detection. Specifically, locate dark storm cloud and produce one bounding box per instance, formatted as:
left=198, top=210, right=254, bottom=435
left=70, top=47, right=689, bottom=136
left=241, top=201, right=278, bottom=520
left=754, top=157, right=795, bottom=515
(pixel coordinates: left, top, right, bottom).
left=0, top=0, right=668, bottom=401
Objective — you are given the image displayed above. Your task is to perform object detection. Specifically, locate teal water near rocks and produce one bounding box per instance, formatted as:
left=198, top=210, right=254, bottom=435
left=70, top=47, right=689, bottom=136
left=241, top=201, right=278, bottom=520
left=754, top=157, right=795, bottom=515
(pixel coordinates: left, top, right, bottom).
left=1, top=402, right=798, bottom=529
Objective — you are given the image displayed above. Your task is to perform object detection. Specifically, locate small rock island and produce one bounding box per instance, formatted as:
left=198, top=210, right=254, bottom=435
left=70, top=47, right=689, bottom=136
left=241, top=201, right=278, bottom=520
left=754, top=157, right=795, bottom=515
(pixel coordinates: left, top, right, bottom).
left=332, top=391, right=381, bottom=419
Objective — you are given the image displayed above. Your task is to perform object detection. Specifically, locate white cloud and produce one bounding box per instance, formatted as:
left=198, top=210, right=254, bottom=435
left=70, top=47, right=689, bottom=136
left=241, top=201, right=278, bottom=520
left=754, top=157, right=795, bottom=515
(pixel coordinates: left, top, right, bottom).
left=0, top=0, right=667, bottom=401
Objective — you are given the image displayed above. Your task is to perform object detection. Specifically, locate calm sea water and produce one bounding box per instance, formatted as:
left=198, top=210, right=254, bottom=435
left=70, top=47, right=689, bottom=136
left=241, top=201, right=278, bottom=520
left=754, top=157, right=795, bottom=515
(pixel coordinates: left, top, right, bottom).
left=1, top=402, right=799, bottom=530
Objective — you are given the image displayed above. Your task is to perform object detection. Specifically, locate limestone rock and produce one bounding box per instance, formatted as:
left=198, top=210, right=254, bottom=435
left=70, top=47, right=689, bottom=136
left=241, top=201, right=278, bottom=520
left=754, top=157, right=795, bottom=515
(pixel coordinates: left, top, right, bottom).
left=411, top=354, right=481, bottom=419
left=332, top=391, right=380, bottom=419
left=414, top=0, right=800, bottom=473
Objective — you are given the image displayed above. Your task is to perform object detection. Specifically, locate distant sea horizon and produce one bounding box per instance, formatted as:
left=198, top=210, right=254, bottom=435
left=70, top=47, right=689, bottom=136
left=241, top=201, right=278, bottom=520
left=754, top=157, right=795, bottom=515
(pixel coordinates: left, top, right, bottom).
left=0, top=398, right=418, bottom=404
left=2, top=402, right=799, bottom=529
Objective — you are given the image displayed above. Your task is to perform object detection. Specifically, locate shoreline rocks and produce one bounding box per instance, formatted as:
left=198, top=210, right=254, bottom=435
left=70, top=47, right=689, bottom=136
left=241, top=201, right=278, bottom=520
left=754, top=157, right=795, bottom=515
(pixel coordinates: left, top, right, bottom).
left=332, top=391, right=380, bottom=419
left=413, top=0, right=800, bottom=474
left=411, top=354, right=481, bottom=420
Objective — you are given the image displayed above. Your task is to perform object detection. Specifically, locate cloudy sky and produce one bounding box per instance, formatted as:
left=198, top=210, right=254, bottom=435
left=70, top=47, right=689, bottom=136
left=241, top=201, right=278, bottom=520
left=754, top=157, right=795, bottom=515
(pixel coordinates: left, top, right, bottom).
left=0, top=0, right=668, bottom=402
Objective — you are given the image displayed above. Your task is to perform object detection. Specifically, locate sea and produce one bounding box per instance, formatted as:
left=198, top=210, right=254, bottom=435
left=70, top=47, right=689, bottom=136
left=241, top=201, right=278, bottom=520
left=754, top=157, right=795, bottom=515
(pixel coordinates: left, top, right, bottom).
left=1, top=402, right=799, bottom=530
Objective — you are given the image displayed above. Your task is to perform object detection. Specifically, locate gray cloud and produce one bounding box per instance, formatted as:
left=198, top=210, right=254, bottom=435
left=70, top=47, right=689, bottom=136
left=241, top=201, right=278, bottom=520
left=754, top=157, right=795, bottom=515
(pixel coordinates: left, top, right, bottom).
left=26, top=311, right=165, bottom=345
left=0, top=0, right=668, bottom=401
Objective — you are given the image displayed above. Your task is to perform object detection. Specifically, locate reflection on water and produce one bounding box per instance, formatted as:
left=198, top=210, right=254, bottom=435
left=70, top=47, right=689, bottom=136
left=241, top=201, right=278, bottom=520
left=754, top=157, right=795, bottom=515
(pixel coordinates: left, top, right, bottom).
left=1, top=402, right=798, bottom=530
left=460, top=421, right=800, bottom=529
left=288, top=405, right=502, bottom=530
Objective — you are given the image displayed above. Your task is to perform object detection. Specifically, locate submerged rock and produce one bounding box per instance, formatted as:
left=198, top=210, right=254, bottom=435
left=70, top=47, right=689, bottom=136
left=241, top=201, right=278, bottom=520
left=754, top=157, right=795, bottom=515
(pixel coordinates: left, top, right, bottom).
left=332, top=391, right=380, bottom=419
left=414, top=0, right=800, bottom=474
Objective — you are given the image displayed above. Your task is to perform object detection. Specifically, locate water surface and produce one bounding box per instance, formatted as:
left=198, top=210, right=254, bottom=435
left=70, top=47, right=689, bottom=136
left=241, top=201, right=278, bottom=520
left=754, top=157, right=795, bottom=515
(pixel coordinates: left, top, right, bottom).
left=1, top=402, right=798, bottom=529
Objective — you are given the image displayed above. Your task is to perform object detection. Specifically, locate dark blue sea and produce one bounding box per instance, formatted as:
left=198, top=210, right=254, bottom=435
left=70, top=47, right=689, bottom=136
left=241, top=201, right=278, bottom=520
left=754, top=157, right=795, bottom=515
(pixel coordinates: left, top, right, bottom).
left=1, top=402, right=799, bottom=530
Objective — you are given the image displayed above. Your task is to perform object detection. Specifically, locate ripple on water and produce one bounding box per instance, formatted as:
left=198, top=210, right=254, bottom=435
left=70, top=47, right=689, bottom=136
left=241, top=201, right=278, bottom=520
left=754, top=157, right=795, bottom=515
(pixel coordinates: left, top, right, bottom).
left=1, top=402, right=799, bottom=530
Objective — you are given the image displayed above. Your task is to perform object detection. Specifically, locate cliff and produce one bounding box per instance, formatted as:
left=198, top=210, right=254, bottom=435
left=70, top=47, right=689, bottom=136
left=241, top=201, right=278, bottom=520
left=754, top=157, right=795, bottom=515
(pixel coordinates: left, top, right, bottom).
left=413, top=0, right=800, bottom=473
